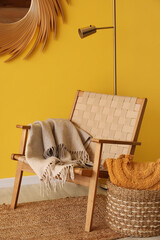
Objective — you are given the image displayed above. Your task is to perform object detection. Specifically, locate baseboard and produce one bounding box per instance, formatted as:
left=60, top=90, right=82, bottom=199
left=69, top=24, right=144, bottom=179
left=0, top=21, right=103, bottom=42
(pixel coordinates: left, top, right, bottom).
left=0, top=175, right=40, bottom=188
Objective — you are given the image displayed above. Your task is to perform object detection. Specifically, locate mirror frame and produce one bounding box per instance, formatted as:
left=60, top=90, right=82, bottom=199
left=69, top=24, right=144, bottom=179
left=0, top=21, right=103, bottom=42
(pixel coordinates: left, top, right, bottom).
left=0, top=0, right=67, bottom=62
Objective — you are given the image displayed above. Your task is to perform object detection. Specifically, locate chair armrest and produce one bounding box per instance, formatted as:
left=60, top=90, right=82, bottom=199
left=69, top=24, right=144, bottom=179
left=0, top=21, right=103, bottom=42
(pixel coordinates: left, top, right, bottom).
left=91, top=138, right=141, bottom=146
left=11, top=154, right=25, bottom=160
left=16, top=125, right=31, bottom=130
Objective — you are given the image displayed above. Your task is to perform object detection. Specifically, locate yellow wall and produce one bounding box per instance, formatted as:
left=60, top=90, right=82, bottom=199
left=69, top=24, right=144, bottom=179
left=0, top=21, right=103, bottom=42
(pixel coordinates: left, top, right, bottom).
left=0, top=0, right=160, bottom=179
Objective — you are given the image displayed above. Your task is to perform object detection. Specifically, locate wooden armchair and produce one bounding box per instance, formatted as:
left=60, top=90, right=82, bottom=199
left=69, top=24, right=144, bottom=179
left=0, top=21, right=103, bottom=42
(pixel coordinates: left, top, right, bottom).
left=11, top=90, right=147, bottom=232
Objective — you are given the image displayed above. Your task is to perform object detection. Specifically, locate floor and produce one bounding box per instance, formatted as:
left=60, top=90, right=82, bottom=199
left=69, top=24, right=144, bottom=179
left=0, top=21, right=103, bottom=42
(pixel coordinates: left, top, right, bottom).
left=0, top=182, right=159, bottom=240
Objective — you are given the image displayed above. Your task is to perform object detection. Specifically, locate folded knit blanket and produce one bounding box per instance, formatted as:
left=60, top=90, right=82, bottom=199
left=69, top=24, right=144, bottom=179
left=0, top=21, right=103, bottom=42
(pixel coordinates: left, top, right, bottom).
left=103, top=154, right=160, bottom=190
left=25, top=119, right=91, bottom=192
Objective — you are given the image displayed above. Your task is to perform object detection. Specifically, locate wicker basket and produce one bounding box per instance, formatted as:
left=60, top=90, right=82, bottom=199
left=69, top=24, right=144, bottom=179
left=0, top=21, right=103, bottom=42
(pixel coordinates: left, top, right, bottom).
left=106, top=180, right=160, bottom=237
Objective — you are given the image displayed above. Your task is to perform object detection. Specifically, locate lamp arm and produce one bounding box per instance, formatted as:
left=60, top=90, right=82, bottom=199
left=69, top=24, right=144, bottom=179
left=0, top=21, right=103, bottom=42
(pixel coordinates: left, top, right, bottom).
left=96, top=26, right=114, bottom=30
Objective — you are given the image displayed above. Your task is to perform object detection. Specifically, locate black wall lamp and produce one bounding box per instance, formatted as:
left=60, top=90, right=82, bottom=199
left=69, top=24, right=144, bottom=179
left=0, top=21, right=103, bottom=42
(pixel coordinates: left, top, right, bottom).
left=78, top=0, right=117, bottom=95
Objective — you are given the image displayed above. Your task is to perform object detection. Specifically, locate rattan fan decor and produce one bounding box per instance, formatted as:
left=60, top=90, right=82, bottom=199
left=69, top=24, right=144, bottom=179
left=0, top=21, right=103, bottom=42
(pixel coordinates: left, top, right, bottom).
left=0, top=0, right=68, bottom=62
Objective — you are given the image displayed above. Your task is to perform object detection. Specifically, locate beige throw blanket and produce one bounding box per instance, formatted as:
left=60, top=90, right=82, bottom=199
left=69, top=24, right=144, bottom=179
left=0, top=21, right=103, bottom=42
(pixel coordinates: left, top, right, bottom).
left=26, top=119, right=91, bottom=192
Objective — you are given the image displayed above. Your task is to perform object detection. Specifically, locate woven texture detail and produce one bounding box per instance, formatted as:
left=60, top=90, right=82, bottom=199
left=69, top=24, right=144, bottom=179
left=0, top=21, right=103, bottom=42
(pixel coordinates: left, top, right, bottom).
left=71, top=92, right=141, bottom=163
left=106, top=180, right=160, bottom=237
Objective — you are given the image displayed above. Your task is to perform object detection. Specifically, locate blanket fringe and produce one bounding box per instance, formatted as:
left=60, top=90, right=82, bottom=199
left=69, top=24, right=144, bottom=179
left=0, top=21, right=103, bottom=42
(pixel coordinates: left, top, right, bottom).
left=40, top=162, right=75, bottom=195
left=44, top=144, right=89, bottom=163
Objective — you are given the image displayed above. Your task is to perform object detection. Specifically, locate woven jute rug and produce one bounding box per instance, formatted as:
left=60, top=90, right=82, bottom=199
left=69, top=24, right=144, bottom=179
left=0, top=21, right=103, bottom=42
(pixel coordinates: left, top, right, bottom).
left=0, top=195, right=123, bottom=240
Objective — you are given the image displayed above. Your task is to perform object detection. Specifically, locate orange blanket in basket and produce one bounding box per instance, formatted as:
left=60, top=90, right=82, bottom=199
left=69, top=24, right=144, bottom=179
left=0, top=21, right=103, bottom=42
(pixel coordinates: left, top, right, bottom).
left=103, top=155, right=160, bottom=190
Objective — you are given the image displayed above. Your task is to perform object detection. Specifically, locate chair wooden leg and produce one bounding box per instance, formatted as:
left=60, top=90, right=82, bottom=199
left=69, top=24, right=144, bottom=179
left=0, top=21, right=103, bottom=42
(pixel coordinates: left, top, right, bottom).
left=10, top=161, right=23, bottom=209
left=85, top=143, right=102, bottom=232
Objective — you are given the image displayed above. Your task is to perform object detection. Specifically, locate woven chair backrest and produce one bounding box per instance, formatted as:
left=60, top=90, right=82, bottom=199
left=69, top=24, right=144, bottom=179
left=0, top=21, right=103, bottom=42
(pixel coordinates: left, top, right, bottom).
left=70, top=91, right=147, bottom=164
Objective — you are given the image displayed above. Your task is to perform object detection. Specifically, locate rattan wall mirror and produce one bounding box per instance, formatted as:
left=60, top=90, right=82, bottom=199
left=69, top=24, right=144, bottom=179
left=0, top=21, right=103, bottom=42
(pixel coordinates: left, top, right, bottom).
left=0, top=0, right=67, bottom=62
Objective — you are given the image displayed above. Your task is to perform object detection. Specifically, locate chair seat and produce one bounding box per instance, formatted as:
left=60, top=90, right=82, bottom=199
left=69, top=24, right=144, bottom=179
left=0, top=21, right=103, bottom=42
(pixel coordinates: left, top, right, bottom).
left=12, top=154, right=108, bottom=178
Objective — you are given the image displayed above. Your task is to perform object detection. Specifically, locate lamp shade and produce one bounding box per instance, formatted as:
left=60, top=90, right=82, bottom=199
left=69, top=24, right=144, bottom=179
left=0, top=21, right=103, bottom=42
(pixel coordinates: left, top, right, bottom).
left=78, top=25, right=96, bottom=39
